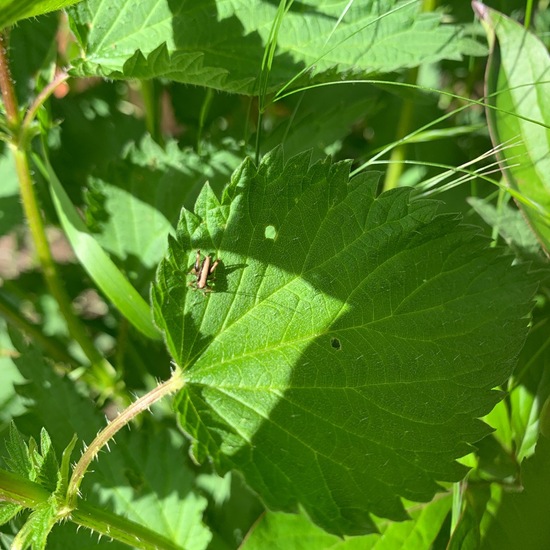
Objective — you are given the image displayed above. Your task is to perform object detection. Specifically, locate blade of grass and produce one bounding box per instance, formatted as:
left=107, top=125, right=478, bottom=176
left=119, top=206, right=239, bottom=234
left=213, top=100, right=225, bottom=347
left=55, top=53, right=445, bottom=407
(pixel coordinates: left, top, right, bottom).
left=33, top=153, right=161, bottom=341
left=0, top=34, right=119, bottom=397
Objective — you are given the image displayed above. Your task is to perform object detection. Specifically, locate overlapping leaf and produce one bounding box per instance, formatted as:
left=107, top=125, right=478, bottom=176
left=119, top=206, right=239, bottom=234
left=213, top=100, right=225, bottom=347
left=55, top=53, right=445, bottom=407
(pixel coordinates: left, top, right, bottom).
left=10, top=335, right=212, bottom=549
left=67, top=0, right=484, bottom=94
left=0, top=0, right=82, bottom=30
left=242, top=496, right=451, bottom=549
left=86, top=136, right=243, bottom=282
left=475, top=2, right=550, bottom=253
left=153, top=148, right=536, bottom=535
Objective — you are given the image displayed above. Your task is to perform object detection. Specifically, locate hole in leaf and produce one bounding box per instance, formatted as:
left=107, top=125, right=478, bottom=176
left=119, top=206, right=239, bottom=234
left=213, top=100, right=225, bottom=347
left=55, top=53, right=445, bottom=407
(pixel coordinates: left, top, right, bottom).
left=331, top=337, right=341, bottom=350
left=264, top=225, right=277, bottom=240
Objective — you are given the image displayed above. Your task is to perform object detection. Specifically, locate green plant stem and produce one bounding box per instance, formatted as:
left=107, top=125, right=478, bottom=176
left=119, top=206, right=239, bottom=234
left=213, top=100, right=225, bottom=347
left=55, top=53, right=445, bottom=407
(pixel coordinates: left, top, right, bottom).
left=72, top=501, right=183, bottom=550
left=524, top=0, right=534, bottom=29
left=0, top=32, right=18, bottom=128
left=382, top=95, right=415, bottom=191
left=0, top=292, right=76, bottom=365
left=22, top=69, right=69, bottom=130
left=382, top=0, right=436, bottom=191
left=67, top=370, right=185, bottom=508
left=422, top=0, right=437, bottom=11
left=0, top=32, right=119, bottom=395
left=0, top=469, right=182, bottom=550
left=10, top=145, right=118, bottom=388
left=0, top=468, right=51, bottom=507
left=197, top=87, right=214, bottom=154
left=140, top=79, right=164, bottom=146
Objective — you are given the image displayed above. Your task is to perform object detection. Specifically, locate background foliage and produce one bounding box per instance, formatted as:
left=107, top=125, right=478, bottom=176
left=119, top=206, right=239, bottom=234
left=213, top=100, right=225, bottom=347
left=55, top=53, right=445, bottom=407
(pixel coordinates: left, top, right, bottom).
left=1, top=0, right=549, bottom=549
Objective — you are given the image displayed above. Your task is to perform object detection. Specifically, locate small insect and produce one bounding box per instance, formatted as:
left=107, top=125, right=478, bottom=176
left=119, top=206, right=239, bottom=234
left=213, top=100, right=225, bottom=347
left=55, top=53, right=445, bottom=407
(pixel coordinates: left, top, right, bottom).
left=189, top=249, right=220, bottom=293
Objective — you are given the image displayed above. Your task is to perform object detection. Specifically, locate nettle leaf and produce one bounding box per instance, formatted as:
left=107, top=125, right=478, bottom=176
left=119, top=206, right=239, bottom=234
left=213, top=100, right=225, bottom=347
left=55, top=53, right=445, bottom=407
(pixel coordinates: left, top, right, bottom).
left=97, top=429, right=212, bottom=550
left=67, top=0, right=482, bottom=93
left=0, top=502, right=22, bottom=525
left=12, top=501, right=58, bottom=550
left=9, top=333, right=211, bottom=548
left=153, top=149, right=536, bottom=536
left=242, top=493, right=451, bottom=550
left=474, top=2, right=550, bottom=253
left=0, top=0, right=83, bottom=30
left=6, top=423, right=34, bottom=480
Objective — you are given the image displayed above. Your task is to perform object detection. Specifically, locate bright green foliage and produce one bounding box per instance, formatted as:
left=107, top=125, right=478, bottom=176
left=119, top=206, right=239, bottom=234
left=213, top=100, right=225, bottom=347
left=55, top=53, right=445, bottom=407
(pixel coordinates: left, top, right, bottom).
left=468, top=197, right=545, bottom=265
left=0, top=0, right=82, bottom=30
left=12, top=502, right=58, bottom=550
left=0, top=423, right=76, bottom=550
left=85, top=136, right=243, bottom=278
left=0, top=501, right=21, bottom=525
left=153, top=148, right=536, bottom=536
left=5, top=423, right=35, bottom=480
left=6, top=335, right=213, bottom=550
left=76, top=430, right=212, bottom=550
left=475, top=2, right=550, bottom=254
left=1, top=0, right=549, bottom=547
left=67, top=0, right=484, bottom=94
left=4, top=424, right=63, bottom=494
left=242, top=495, right=451, bottom=549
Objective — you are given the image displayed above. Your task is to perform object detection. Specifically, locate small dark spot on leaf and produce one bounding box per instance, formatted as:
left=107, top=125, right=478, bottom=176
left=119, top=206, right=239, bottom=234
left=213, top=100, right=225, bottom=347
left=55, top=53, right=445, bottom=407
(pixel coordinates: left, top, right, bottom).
left=331, top=337, right=341, bottom=350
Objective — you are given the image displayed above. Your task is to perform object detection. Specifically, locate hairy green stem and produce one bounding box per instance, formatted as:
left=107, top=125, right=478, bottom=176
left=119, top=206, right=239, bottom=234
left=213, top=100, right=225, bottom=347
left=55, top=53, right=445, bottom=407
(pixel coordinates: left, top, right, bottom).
left=0, top=33, right=18, bottom=127
left=72, top=501, right=183, bottom=550
left=22, top=69, right=69, bottom=130
left=10, top=144, right=117, bottom=389
left=382, top=95, right=416, bottom=191
left=0, top=469, right=182, bottom=550
left=67, top=370, right=185, bottom=508
left=0, top=468, right=51, bottom=507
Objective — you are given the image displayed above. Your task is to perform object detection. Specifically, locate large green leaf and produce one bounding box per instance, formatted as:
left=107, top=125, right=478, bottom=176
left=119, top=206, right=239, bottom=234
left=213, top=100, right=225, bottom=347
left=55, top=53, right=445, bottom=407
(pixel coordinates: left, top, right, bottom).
left=0, top=0, right=82, bottom=30
left=8, top=13, right=59, bottom=104
left=67, top=0, right=484, bottom=94
left=153, top=148, right=536, bottom=536
left=242, top=496, right=451, bottom=549
left=474, top=2, right=550, bottom=253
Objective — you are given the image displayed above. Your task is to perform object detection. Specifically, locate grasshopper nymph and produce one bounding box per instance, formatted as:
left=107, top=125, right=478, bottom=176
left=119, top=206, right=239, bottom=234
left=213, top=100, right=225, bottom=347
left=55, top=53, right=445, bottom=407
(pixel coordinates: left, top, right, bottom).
left=189, top=249, right=220, bottom=293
